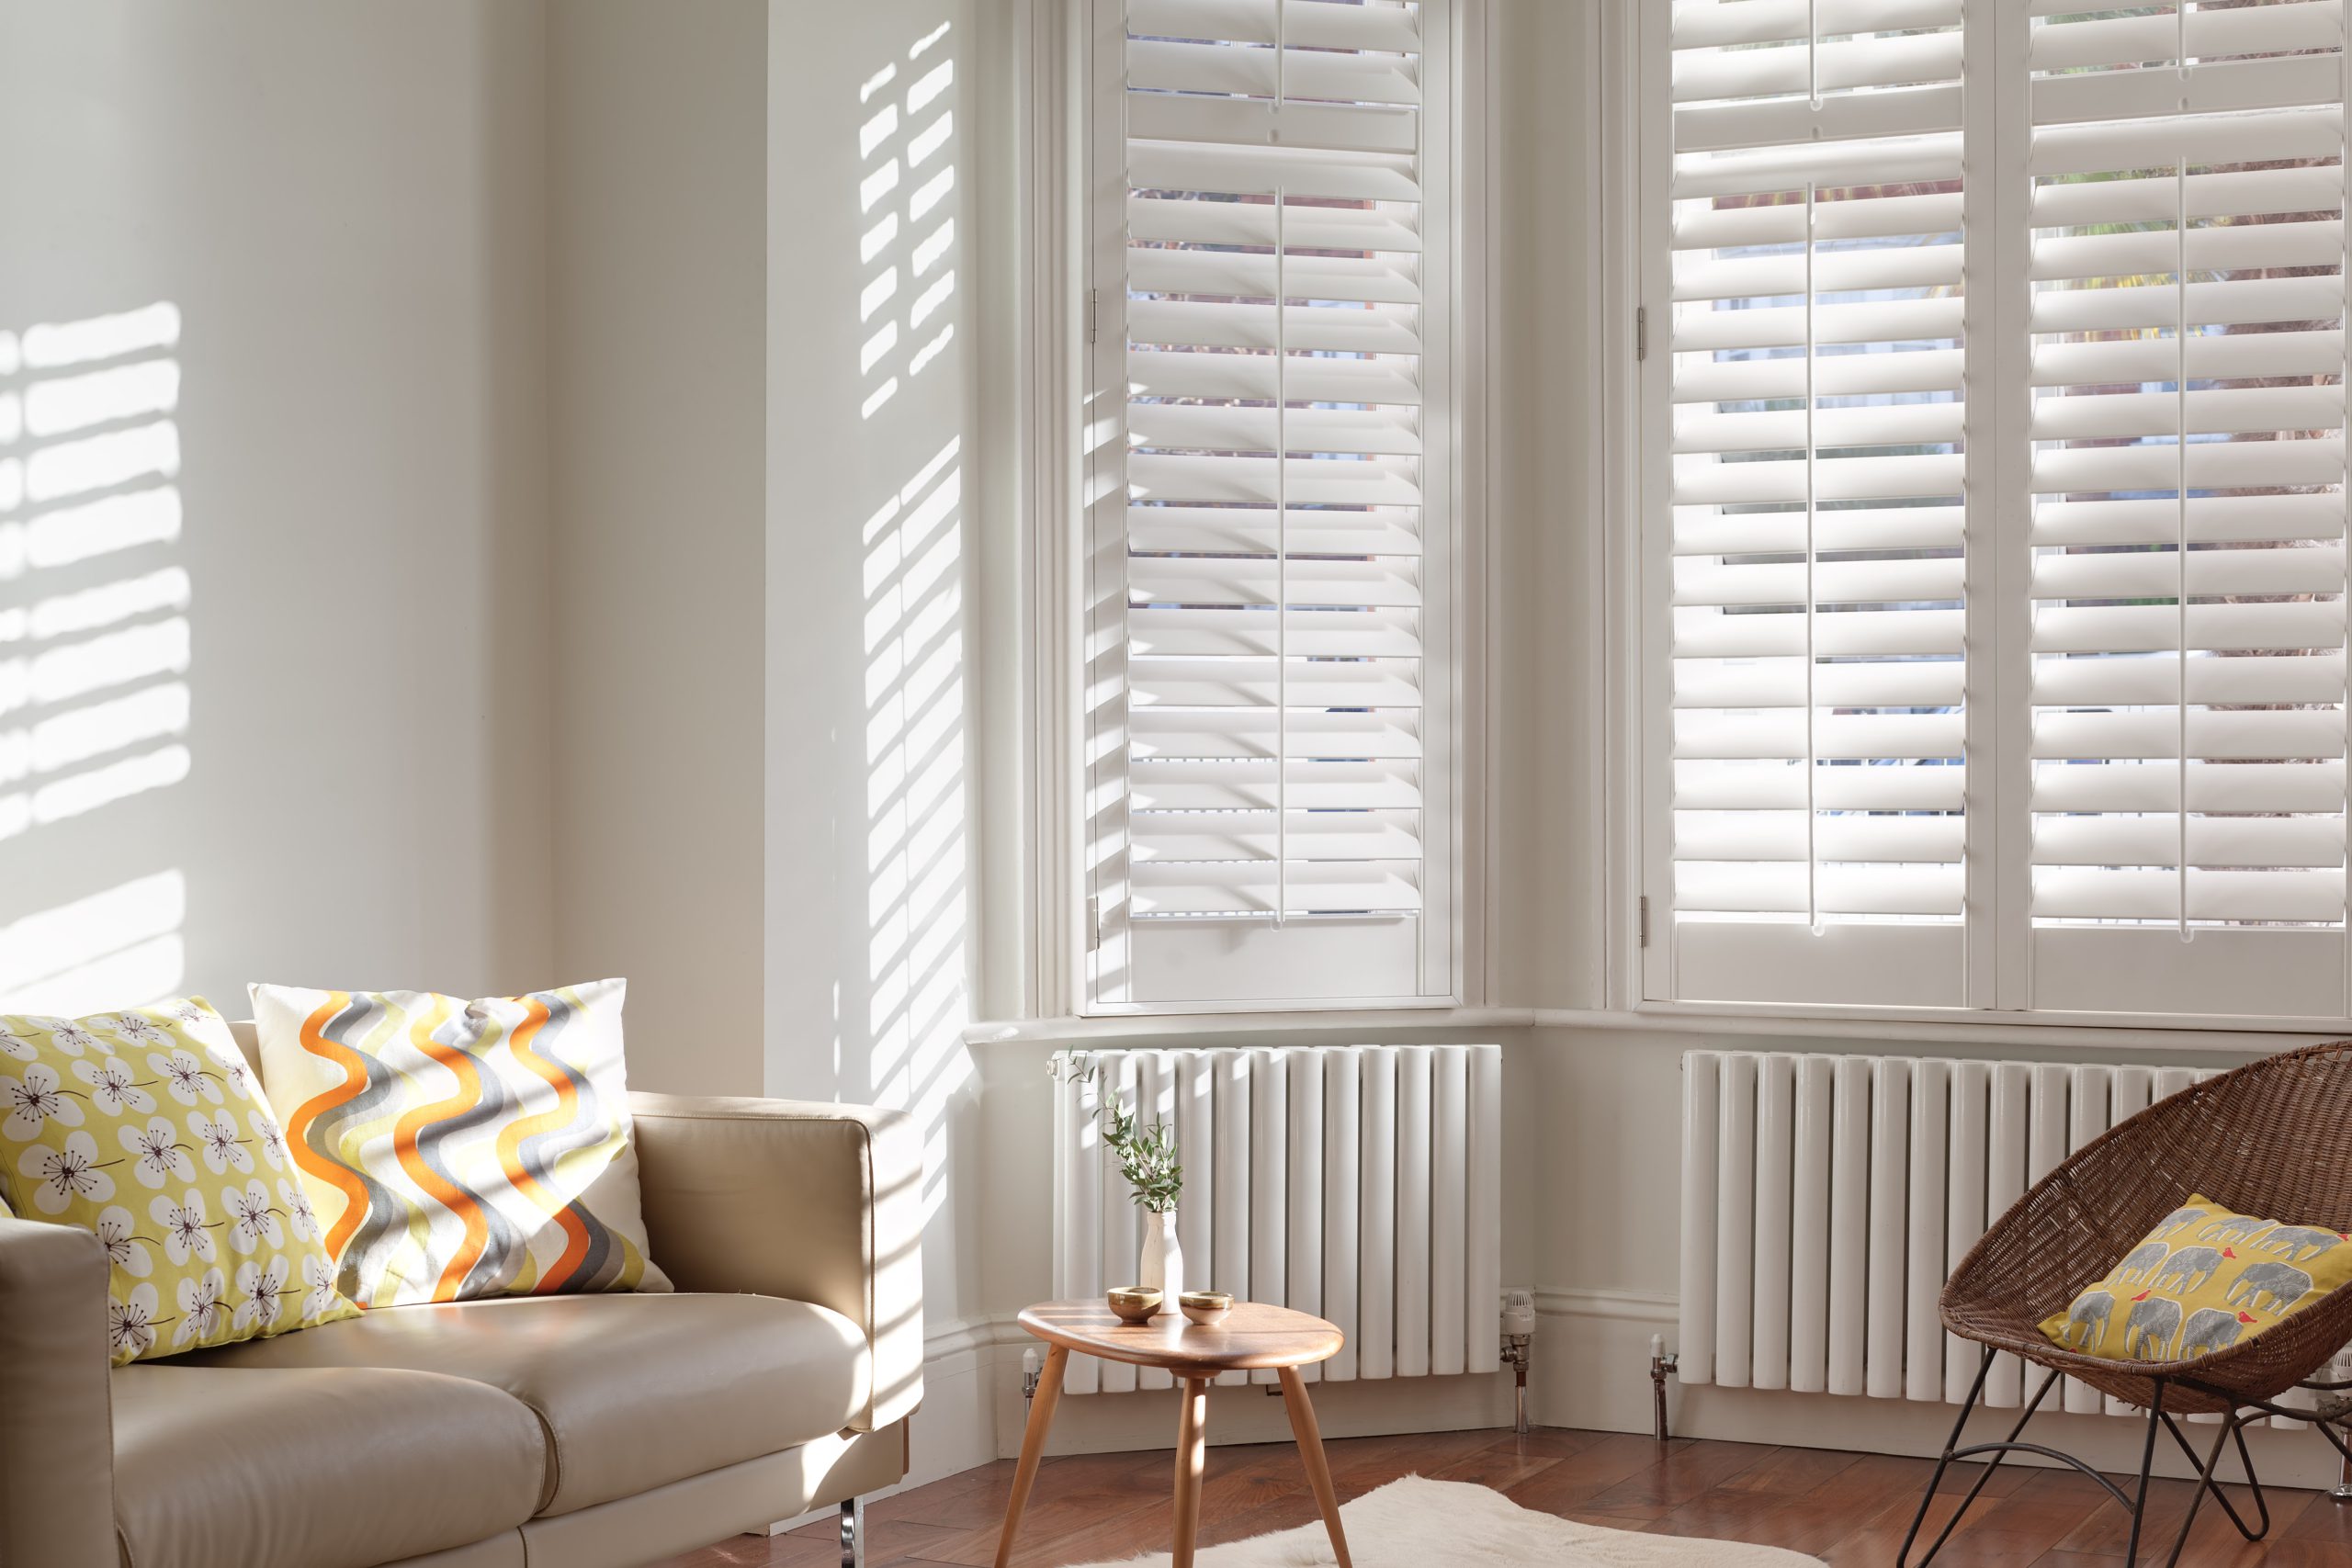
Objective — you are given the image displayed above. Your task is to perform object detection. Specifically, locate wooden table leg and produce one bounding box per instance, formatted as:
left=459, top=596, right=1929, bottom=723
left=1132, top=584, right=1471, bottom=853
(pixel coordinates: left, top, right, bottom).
left=1171, top=1377, right=1210, bottom=1568
left=1279, top=1366, right=1352, bottom=1568
left=993, top=1344, right=1069, bottom=1568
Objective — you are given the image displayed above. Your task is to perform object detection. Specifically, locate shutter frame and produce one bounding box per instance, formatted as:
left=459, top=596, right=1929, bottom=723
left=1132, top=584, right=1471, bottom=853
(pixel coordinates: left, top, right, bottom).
left=1085, top=0, right=1460, bottom=1010
left=1644, top=0, right=2352, bottom=1023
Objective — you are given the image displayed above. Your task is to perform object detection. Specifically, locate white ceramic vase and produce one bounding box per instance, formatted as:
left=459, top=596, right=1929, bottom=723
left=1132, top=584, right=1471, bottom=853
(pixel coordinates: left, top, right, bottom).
left=1139, top=1208, right=1184, bottom=1314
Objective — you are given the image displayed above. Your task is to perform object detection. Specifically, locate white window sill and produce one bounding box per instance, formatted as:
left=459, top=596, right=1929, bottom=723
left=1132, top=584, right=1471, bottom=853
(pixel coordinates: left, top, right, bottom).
left=962, top=1007, right=1532, bottom=1047
left=963, top=1005, right=2336, bottom=1055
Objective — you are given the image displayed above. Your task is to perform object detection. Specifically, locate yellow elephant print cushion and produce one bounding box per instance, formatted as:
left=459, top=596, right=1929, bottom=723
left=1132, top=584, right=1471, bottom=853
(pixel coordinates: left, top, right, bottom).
left=0, top=1000, right=360, bottom=1364
left=2041, top=1193, right=2352, bottom=1363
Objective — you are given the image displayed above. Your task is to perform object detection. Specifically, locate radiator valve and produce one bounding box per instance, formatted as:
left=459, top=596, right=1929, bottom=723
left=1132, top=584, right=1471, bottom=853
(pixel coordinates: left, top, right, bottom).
left=1499, top=1291, right=1535, bottom=1437
left=1650, top=1334, right=1679, bottom=1443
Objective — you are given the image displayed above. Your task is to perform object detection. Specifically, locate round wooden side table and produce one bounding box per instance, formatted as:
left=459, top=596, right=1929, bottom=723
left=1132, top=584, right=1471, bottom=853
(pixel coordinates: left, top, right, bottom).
left=994, top=1299, right=1353, bottom=1568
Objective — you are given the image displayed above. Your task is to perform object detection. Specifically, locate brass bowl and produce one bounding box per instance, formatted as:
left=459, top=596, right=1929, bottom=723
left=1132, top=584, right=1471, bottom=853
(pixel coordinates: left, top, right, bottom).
left=1178, top=1290, right=1234, bottom=1326
left=1106, top=1287, right=1163, bottom=1325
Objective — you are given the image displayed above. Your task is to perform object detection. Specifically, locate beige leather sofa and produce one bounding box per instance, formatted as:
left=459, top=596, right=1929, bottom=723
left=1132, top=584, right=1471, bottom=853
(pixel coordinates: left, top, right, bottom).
left=0, top=1022, right=922, bottom=1568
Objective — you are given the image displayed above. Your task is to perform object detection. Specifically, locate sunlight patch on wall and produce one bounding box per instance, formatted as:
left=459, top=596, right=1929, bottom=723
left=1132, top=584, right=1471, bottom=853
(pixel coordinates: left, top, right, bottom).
left=0, top=302, right=191, bottom=1010
left=854, top=20, right=971, bottom=1224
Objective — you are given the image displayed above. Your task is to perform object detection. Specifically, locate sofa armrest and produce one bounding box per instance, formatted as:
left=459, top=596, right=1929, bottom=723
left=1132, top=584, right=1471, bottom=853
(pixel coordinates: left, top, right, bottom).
left=0, top=1215, right=117, bottom=1567
left=628, top=1093, right=922, bottom=1431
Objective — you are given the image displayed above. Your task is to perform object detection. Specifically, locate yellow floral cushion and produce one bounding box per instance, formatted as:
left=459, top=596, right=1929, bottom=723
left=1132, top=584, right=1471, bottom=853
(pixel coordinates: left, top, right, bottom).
left=0, top=1000, right=360, bottom=1364
left=2041, top=1192, right=2352, bottom=1362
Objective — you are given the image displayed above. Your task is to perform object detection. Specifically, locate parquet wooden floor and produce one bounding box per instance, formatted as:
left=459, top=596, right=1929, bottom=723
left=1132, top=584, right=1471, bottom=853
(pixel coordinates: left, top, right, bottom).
left=661, top=1425, right=2349, bottom=1566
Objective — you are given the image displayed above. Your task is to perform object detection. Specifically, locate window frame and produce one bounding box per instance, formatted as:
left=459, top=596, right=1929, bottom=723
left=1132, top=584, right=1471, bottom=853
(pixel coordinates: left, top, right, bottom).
left=1615, top=0, right=2352, bottom=1037
left=1032, top=0, right=1491, bottom=1019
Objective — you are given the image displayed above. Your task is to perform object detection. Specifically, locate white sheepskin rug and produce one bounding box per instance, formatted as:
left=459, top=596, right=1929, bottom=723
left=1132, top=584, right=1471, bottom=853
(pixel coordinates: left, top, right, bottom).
left=1067, top=1474, right=1819, bottom=1568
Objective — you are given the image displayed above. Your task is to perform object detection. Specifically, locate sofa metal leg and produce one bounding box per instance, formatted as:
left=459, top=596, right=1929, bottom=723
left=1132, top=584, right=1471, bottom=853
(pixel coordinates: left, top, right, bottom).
left=841, top=1495, right=866, bottom=1568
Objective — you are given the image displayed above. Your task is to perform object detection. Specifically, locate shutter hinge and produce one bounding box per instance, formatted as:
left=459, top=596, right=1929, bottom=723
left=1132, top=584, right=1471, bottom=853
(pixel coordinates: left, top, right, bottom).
left=1635, top=305, right=1648, bottom=362
left=1086, top=894, right=1102, bottom=951
left=1087, top=289, right=1100, bottom=345
left=1638, top=896, right=1650, bottom=949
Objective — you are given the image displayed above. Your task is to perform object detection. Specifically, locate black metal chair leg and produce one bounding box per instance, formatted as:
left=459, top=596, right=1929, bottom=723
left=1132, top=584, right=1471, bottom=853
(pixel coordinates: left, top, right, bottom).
left=2227, top=1413, right=2271, bottom=1540
left=2159, top=1409, right=2267, bottom=1543
left=2122, top=1378, right=2166, bottom=1568
left=1900, top=1349, right=2064, bottom=1568
left=1896, top=1348, right=1994, bottom=1568
left=2155, top=1408, right=2236, bottom=1568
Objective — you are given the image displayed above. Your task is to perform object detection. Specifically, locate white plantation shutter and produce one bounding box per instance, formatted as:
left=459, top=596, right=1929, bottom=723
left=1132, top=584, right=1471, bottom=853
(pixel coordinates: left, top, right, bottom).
left=1657, top=0, right=1973, bottom=1006
left=1086, top=0, right=1457, bottom=1007
left=1644, top=1, right=2352, bottom=1022
left=2025, top=3, right=2352, bottom=1016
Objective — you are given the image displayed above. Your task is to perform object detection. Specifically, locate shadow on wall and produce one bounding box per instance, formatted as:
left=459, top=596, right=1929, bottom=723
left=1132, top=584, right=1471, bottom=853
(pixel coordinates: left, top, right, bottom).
left=0, top=302, right=194, bottom=1013
left=853, top=17, right=974, bottom=1224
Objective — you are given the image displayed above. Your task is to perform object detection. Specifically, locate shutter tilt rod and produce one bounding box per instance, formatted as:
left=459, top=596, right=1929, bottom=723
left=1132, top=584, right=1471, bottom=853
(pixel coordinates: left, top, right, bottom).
left=2176, top=157, right=2193, bottom=945
left=1271, top=0, right=1287, bottom=929
left=1273, top=181, right=1288, bottom=930
left=1803, top=179, right=1821, bottom=936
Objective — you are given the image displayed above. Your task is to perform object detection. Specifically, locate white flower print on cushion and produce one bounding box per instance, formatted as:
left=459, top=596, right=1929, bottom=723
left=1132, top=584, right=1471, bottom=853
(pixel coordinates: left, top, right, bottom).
left=109, top=1283, right=165, bottom=1359
left=0, top=1023, right=34, bottom=1062
left=278, top=1179, right=319, bottom=1242
left=38, top=1017, right=108, bottom=1057
left=250, top=1111, right=287, bottom=1171
left=188, top=1108, right=252, bottom=1175
left=232, top=1257, right=290, bottom=1332
left=120, top=1115, right=196, bottom=1188
left=150, top=1048, right=222, bottom=1106
left=175, top=1267, right=228, bottom=1347
left=96, top=1204, right=154, bottom=1278
left=73, top=1054, right=156, bottom=1116
left=200, top=1042, right=254, bottom=1102
left=18, top=1131, right=115, bottom=1213
left=301, top=1253, right=341, bottom=1320
left=224, top=1179, right=284, bottom=1255
left=153, top=1189, right=218, bottom=1266
left=107, top=1013, right=171, bottom=1050
left=1, top=1061, right=83, bottom=1141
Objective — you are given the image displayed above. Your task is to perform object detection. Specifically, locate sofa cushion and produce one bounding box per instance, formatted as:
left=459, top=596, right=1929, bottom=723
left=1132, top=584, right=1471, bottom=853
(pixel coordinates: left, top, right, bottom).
left=112, top=1363, right=545, bottom=1568
left=184, top=1291, right=869, bottom=1514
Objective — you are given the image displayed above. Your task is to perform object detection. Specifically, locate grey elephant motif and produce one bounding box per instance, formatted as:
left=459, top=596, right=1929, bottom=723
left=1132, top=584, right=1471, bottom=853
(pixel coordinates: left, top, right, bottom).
left=2057, top=1291, right=2115, bottom=1350
left=2153, top=1247, right=2224, bottom=1293
left=2227, top=1261, right=2314, bottom=1314
left=2252, top=1226, right=2342, bottom=1265
left=2177, top=1307, right=2247, bottom=1359
left=2123, top=1295, right=2183, bottom=1359
left=2199, top=1214, right=2270, bottom=1246
left=2154, top=1207, right=2209, bottom=1239
left=2113, top=1241, right=2171, bottom=1285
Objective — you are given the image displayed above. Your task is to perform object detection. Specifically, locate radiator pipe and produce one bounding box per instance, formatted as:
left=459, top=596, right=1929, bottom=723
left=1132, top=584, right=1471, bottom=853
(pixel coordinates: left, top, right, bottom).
left=1650, top=1334, right=1679, bottom=1442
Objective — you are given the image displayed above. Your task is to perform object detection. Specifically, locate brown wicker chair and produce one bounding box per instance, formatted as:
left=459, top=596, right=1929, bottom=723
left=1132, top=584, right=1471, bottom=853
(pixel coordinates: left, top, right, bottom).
left=1899, top=1039, right=2352, bottom=1568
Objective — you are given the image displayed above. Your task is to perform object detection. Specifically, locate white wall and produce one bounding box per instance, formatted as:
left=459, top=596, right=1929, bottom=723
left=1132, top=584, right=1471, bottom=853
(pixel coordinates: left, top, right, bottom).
left=547, top=0, right=768, bottom=1096
left=764, top=0, right=995, bottom=1485
left=0, top=0, right=553, bottom=1014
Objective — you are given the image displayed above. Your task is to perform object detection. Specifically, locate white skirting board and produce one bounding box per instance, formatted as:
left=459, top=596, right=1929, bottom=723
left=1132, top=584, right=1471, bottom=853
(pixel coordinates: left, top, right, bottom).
left=1535, top=1288, right=2352, bottom=1493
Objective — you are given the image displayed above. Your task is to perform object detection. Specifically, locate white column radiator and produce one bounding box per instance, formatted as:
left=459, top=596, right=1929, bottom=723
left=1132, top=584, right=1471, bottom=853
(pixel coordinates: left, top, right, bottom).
left=1051, top=1044, right=1503, bottom=1395
left=1672, top=1050, right=2319, bottom=1424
